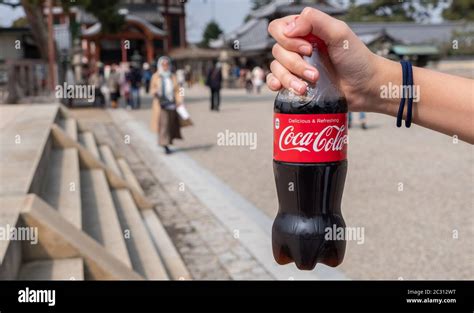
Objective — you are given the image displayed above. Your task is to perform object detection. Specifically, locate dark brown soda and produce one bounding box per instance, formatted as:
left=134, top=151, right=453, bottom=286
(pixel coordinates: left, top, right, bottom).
left=272, top=96, right=348, bottom=270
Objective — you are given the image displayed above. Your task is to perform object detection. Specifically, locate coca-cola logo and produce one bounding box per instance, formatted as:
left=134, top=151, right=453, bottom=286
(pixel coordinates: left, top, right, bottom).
left=278, top=125, right=348, bottom=153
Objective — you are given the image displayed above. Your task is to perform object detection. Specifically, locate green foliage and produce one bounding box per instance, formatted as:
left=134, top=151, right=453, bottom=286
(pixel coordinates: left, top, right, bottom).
left=250, top=0, right=273, bottom=10
left=200, top=20, right=223, bottom=48
left=443, top=0, right=474, bottom=20
left=62, top=0, right=125, bottom=34
left=11, top=16, right=28, bottom=27
left=343, top=0, right=451, bottom=23
left=344, top=0, right=414, bottom=22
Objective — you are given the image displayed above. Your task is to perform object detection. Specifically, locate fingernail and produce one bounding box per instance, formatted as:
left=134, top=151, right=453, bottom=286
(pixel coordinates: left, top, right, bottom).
left=290, top=80, right=305, bottom=93
left=299, top=45, right=312, bottom=55
left=303, top=69, right=317, bottom=81
left=284, top=21, right=295, bottom=33
left=270, top=77, right=278, bottom=88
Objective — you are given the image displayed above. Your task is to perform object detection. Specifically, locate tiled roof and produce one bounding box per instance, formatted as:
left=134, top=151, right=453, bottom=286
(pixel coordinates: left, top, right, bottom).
left=77, top=5, right=165, bottom=25
left=349, top=22, right=474, bottom=45
left=250, top=0, right=346, bottom=18
left=82, top=15, right=166, bottom=37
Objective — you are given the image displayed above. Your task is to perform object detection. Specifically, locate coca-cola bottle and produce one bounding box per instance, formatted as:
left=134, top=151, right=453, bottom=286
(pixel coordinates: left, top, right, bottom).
left=272, top=34, right=348, bottom=270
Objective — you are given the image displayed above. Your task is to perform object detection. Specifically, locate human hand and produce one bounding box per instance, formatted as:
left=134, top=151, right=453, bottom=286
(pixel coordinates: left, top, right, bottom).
left=267, top=7, right=385, bottom=113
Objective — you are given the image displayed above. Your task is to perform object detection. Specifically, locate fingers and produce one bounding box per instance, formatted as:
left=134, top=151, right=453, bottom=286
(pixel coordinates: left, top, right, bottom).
left=272, top=43, right=319, bottom=83
left=270, top=60, right=307, bottom=95
left=268, top=15, right=313, bottom=56
left=266, top=73, right=281, bottom=91
left=284, top=7, right=351, bottom=46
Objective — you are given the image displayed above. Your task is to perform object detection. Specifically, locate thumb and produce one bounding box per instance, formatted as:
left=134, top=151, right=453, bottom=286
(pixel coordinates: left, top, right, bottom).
left=284, top=7, right=352, bottom=46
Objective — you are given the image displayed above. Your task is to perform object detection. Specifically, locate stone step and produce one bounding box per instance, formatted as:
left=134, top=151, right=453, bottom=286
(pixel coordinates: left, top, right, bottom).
left=40, top=148, right=81, bottom=229
left=117, top=158, right=145, bottom=197
left=51, top=124, right=153, bottom=210
left=99, top=145, right=122, bottom=178
left=79, top=132, right=100, bottom=160
left=59, top=118, right=78, bottom=142
left=20, top=194, right=143, bottom=280
left=0, top=196, right=24, bottom=280
left=18, top=258, right=84, bottom=280
left=112, top=189, right=169, bottom=280
left=142, top=209, right=192, bottom=280
left=80, top=169, right=132, bottom=269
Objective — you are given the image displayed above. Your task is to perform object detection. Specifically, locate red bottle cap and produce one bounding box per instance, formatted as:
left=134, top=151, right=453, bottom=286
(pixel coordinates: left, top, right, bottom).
left=301, top=33, right=328, bottom=54
left=293, top=16, right=328, bottom=53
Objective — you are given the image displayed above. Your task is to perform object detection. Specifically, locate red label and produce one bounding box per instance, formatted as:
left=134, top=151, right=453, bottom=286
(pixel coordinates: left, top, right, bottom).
left=273, top=113, right=348, bottom=163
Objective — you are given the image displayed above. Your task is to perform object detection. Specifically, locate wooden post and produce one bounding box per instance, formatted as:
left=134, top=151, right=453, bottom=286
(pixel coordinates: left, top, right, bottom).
left=47, top=0, right=57, bottom=91
left=179, top=15, right=186, bottom=48
left=146, top=37, right=154, bottom=64
left=94, top=40, right=101, bottom=70
left=121, top=39, right=128, bottom=63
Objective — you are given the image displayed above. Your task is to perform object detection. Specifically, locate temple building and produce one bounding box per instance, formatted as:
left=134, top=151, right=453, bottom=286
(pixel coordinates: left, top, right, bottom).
left=210, top=0, right=472, bottom=67
left=79, top=0, right=187, bottom=65
left=46, top=0, right=187, bottom=66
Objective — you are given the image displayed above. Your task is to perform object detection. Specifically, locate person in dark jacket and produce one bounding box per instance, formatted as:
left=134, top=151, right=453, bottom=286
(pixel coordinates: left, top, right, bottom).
left=206, top=62, right=223, bottom=111
left=128, top=64, right=142, bottom=109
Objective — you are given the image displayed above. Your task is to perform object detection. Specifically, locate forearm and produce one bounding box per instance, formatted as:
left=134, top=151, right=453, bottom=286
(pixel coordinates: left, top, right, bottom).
left=372, top=55, right=474, bottom=144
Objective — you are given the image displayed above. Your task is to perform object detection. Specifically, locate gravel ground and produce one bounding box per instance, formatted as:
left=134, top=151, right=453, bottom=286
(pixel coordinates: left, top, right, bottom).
left=128, top=84, right=473, bottom=280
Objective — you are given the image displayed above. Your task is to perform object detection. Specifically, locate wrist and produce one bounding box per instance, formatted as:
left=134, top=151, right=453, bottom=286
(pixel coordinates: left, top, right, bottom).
left=370, top=55, right=402, bottom=116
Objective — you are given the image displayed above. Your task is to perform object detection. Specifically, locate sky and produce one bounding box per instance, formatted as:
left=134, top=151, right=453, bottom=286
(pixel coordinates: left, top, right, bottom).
left=0, top=0, right=252, bottom=44
left=186, top=0, right=252, bottom=44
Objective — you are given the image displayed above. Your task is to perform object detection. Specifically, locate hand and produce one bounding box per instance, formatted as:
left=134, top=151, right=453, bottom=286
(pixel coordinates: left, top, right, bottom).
left=267, top=7, right=383, bottom=113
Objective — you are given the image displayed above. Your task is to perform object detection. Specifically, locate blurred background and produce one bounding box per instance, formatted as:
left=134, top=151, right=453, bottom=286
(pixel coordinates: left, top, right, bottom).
left=0, top=0, right=472, bottom=281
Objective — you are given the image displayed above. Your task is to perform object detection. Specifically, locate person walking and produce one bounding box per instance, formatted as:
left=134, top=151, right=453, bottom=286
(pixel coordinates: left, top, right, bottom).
left=89, top=68, right=105, bottom=107
left=349, top=112, right=367, bottom=129
left=142, top=62, right=152, bottom=94
left=129, top=63, right=142, bottom=109
left=252, top=66, right=265, bottom=94
left=120, top=63, right=131, bottom=108
left=245, top=69, right=253, bottom=93
left=150, top=56, right=183, bottom=154
left=107, top=64, right=121, bottom=109
left=206, top=62, right=223, bottom=111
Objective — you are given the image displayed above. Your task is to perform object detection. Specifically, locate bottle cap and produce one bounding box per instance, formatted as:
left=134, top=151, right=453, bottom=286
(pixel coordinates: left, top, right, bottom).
left=301, top=33, right=327, bottom=54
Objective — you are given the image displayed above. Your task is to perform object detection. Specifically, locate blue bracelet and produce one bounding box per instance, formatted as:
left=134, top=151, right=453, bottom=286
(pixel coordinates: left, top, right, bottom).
left=405, top=61, right=414, bottom=128
left=396, top=60, right=414, bottom=128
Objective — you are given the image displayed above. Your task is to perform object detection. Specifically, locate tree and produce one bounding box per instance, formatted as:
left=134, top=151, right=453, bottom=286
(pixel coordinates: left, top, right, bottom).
left=11, top=16, right=28, bottom=27
left=62, top=0, right=124, bottom=34
left=244, top=0, right=272, bottom=22
left=343, top=0, right=448, bottom=23
left=200, top=20, right=223, bottom=48
left=250, top=0, right=273, bottom=10
left=443, top=0, right=474, bottom=21
left=0, top=0, right=124, bottom=60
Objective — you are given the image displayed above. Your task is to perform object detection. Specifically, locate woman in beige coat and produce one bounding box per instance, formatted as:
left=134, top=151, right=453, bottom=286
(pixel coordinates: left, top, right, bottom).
left=150, top=56, right=183, bottom=154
